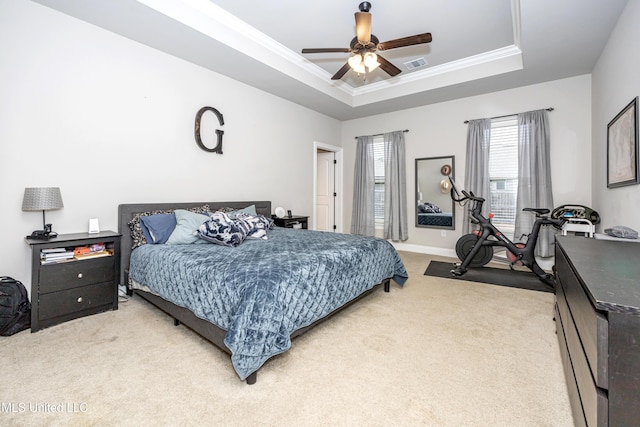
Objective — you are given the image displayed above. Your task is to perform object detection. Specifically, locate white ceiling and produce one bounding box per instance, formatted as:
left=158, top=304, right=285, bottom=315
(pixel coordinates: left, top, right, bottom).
left=33, top=0, right=629, bottom=120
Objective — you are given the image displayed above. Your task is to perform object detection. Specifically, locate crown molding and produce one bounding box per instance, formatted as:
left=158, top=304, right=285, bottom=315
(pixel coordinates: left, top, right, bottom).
left=136, top=0, right=522, bottom=108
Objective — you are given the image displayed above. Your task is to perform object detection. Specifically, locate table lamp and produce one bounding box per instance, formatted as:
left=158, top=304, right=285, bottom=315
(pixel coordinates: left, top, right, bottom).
left=22, top=187, right=64, bottom=240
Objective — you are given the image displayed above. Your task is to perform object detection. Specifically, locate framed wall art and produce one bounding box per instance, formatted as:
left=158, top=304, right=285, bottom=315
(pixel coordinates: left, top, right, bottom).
left=607, top=96, right=639, bottom=188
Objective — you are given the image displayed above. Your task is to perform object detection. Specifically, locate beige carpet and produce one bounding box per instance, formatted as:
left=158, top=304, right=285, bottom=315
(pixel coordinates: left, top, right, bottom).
left=0, top=251, right=573, bottom=426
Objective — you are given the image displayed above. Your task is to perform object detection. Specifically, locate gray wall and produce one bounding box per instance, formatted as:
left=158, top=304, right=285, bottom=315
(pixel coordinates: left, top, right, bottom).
left=0, top=1, right=341, bottom=294
left=592, top=0, right=640, bottom=233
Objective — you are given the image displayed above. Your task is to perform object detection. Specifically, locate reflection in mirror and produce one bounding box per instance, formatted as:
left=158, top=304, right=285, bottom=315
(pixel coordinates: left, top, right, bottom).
left=415, top=156, right=455, bottom=229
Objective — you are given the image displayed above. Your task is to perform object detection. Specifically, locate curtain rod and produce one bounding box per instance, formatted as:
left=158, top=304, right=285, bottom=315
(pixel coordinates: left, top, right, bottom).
left=463, top=108, right=554, bottom=124
left=354, top=129, right=409, bottom=139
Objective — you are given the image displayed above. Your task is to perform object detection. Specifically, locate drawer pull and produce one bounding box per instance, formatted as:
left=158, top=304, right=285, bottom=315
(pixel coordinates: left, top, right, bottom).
left=77, top=297, right=83, bottom=303
left=77, top=273, right=83, bottom=279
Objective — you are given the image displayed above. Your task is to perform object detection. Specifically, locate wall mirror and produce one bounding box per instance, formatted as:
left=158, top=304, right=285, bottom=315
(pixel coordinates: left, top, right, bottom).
left=415, top=155, right=455, bottom=229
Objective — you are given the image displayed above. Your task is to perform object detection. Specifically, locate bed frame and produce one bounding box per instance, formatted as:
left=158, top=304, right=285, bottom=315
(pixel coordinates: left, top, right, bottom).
left=118, top=201, right=390, bottom=384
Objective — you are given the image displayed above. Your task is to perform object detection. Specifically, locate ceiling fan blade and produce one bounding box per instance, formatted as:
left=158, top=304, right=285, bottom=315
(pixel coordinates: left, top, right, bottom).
left=331, top=62, right=352, bottom=80
left=378, top=33, right=432, bottom=51
left=302, top=48, right=351, bottom=54
left=355, top=11, right=372, bottom=44
left=376, top=55, right=402, bottom=77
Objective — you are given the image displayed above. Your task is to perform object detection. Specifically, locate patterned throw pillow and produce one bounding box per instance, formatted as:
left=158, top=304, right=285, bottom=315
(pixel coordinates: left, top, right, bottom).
left=418, top=202, right=442, bottom=214
left=128, top=205, right=210, bottom=249
left=235, top=213, right=274, bottom=240
left=197, top=212, right=247, bottom=247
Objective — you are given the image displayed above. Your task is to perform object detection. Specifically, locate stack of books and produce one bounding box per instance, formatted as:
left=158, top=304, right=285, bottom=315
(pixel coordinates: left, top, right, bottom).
left=41, top=248, right=74, bottom=264
left=40, top=242, right=113, bottom=264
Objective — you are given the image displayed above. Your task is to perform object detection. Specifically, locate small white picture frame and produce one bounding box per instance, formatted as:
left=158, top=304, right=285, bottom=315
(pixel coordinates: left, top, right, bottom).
left=89, top=218, right=100, bottom=234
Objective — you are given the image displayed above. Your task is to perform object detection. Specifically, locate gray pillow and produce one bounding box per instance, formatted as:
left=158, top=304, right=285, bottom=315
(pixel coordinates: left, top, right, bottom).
left=166, top=210, right=210, bottom=244
left=604, top=225, right=638, bottom=239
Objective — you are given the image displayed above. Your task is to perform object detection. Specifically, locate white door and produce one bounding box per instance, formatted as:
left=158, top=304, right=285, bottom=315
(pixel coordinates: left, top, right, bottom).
left=316, top=151, right=335, bottom=231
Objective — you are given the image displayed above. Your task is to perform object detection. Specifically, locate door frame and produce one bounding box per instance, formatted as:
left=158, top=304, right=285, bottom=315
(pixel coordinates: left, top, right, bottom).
left=313, top=141, right=343, bottom=233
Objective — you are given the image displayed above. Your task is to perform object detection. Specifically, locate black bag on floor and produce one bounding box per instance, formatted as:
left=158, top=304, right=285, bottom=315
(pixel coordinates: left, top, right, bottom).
left=0, top=276, right=31, bottom=336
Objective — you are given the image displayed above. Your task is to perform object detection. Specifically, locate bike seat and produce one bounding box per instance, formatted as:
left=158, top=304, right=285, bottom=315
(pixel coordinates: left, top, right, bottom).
left=523, top=208, right=550, bottom=215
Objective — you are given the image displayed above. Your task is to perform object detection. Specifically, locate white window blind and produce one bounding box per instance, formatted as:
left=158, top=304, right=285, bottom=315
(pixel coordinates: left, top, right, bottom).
left=489, top=118, right=518, bottom=238
left=373, top=137, right=385, bottom=224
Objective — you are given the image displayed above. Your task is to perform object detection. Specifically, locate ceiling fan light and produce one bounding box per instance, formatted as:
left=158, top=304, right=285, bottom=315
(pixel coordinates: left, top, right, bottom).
left=348, top=54, right=366, bottom=73
left=363, top=52, right=379, bottom=71
left=348, top=54, right=360, bottom=69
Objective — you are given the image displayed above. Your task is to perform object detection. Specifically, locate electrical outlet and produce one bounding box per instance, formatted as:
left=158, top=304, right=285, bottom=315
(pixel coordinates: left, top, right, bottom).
left=440, top=230, right=447, bottom=237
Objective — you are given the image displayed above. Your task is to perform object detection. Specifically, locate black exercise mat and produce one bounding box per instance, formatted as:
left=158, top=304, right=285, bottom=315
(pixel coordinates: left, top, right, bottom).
left=424, top=261, right=553, bottom=293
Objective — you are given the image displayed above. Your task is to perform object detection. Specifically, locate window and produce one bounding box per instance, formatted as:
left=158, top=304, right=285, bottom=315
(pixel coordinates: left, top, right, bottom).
left=373, top=136, right=385, bottom=225
left=489, top=118, right=518, bottom=239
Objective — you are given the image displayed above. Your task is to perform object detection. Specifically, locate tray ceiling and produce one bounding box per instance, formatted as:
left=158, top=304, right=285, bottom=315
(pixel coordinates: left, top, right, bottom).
left=33, top=0, right=629, bottom=120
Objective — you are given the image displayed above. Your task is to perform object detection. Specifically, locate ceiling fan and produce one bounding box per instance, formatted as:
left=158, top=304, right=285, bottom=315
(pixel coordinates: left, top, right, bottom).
left=301, top=2, right=432, bottom=80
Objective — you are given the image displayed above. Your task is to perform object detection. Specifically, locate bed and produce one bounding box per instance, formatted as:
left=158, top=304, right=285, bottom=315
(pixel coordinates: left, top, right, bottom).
left=118, top=201, right=408, bottom=384
left=417, top=212, right=453, bottom=227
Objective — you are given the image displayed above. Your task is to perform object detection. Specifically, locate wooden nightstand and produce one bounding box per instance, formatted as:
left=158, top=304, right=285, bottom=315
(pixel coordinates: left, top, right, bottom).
left=271, top=215, right=309, bottom=229
left=25, top=231, right=121, bottom=332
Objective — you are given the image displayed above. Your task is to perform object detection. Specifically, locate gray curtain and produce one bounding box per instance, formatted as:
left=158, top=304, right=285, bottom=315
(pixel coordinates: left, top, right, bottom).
left=514, top=110, right=554, bottom=257
left=351, top=136, right=376, bottom=236
left=463, top=119, right=492, bottom=234
left=383, top=131, right=408, bottom=241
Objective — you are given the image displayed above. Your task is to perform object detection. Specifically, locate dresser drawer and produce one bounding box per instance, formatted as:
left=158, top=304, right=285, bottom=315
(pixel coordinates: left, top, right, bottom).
left=560, top=292, right=609, bottom=427
left=556, top=247, right=608, bottom=389
left=38, top=281, right=114, bottom=320
left=39, top=257, right=115, bottom=293
left=555, top=303, right=587, bottom=427
left=556, top=274, right=571, bottom=338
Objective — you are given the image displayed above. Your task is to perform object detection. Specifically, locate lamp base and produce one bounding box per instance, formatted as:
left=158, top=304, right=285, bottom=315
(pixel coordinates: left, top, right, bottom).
left=27, top=230, right=58, bottom=240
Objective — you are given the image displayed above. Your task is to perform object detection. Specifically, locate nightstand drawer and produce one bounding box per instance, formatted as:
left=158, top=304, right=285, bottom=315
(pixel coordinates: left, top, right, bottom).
left=38, top=281, right=114, bottom=320
left=40, top=257, right=115, bottom=293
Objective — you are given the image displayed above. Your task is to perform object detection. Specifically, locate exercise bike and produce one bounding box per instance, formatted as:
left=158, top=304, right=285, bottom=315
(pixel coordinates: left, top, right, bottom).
left=448, top=177, right=565, bottom=289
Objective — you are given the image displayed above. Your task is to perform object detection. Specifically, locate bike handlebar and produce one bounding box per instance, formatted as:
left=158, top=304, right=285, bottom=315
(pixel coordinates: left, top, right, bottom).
left=548, top=217, right=567, bottom=229
left=449, top=176, right=486, bottom=203
left=453, top=189, right=485, bottom=203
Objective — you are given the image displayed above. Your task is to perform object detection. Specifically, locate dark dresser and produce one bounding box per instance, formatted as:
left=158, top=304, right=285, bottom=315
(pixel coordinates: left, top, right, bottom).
left=554, top=236, right=640, bottom=426
left=26, top=231, right=121, bottom=332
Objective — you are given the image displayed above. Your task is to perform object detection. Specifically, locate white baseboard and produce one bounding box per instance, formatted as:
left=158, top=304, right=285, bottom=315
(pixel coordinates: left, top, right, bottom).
left=389, top=242, right=554, bottom=272
left=390, top=242, right=457, bottom=258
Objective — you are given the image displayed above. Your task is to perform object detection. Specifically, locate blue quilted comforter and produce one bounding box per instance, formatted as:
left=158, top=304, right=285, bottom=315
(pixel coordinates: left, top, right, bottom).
left=129, top=228, right=408, bottom=380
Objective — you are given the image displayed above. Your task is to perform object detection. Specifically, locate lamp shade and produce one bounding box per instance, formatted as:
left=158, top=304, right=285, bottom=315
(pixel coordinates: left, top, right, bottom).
left=363, top=52, right=380, bottom=71
left=348, top=54, right=365, bottom=73
left=22, top=187, right=64, bottom=211
left=348, top=52, right=380, bottom=74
